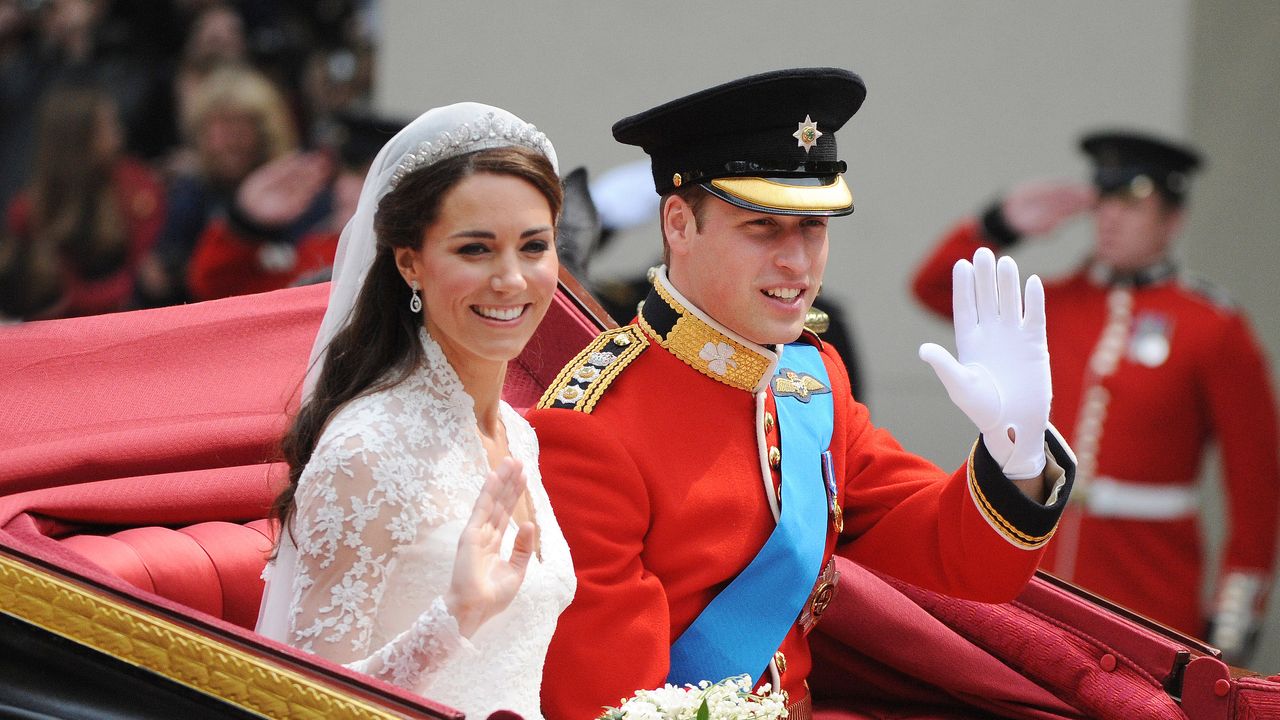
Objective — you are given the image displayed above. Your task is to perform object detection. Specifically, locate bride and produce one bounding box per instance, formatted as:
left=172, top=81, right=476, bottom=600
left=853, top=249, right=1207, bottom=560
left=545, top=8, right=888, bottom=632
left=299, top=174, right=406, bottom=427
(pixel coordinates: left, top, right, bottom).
left=255, top=102, right=575, bottom=719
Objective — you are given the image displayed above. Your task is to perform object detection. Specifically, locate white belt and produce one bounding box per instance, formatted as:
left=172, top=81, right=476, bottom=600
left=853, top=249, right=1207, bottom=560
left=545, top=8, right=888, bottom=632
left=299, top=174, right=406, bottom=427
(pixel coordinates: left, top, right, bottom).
left=1083, top=476, right=1199, bottom=520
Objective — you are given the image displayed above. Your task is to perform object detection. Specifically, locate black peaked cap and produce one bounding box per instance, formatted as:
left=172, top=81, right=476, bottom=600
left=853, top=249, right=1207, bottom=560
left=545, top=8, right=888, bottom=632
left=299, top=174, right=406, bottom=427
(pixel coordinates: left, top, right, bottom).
left=612, top=68, right=866, bottom=207
left=1080, top=130, right=1203, bottom=202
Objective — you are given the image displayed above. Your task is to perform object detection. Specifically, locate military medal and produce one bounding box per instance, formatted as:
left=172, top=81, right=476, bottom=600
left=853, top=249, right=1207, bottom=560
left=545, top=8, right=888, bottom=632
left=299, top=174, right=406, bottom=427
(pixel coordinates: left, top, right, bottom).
left=798, top=556, right=840, bottom=634
left=821, top=450, right=842, bottom=533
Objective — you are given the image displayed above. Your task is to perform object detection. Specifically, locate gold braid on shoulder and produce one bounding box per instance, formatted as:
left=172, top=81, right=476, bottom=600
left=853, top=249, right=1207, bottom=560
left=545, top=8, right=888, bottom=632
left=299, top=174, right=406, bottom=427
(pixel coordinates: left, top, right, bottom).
left=537, top=326, right=649, bottom=413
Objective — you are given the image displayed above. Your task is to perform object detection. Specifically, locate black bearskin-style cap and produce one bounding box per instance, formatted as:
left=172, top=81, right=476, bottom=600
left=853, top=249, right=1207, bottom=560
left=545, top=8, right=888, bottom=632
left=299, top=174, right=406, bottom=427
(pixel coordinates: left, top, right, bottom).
left=612, top=67, right=866, bottom=216
left=1080, top=130, right=1203, bottom=205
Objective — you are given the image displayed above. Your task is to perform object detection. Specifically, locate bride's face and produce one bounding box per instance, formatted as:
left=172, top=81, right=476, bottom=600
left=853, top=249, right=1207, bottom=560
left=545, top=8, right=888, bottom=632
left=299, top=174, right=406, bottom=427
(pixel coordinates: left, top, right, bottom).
left=411, top=172, right=559, bottom=367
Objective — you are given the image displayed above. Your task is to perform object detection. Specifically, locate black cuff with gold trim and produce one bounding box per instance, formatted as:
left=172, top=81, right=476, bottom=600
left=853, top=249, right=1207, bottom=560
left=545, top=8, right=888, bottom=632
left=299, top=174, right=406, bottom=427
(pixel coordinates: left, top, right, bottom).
left=970, top=430, right=1075, bottom=548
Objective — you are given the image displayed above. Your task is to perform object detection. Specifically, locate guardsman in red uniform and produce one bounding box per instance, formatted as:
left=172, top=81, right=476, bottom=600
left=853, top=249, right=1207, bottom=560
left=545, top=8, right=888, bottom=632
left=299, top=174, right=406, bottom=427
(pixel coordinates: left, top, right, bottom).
left=530, top=68, right=1076, bottom=720
left=911, top=131, right=1280, bottom=666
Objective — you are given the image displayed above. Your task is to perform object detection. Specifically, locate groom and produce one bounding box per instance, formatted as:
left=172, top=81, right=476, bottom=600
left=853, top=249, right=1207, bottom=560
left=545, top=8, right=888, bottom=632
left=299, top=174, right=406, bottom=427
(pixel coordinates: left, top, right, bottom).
left=529, top=68, right=1075, bottom=719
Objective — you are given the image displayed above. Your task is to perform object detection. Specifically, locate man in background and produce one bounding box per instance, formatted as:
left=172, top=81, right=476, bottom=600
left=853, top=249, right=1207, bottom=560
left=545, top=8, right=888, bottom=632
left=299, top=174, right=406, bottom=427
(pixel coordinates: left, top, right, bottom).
left=912, top=130, right=1280, bottom=665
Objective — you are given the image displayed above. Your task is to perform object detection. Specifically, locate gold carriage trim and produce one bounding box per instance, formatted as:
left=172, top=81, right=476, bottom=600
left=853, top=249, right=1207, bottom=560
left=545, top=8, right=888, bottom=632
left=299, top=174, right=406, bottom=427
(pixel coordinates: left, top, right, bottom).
left=0, top=553, right=418, bottom=720
left=966, top=440, right=1057, bottom=550
left=537, top=326, right=649, bottom=413
left=639, top=280, right=773, bottom=393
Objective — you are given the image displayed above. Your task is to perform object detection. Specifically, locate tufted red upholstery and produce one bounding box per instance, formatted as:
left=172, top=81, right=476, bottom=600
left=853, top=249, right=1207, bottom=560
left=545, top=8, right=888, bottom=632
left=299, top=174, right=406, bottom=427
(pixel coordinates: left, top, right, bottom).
left=59, top=519, right=276, bottom=629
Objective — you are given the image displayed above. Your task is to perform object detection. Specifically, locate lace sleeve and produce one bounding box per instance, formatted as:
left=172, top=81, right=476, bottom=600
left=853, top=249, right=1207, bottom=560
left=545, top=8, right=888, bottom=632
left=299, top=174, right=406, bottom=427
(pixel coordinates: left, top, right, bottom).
left=288, top=425, right=476, bottom=689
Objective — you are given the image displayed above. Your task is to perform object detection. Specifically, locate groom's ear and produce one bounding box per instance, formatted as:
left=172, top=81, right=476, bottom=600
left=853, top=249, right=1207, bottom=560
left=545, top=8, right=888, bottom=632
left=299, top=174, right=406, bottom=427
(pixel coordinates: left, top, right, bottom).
left=663, top=194, right=695, bottom=257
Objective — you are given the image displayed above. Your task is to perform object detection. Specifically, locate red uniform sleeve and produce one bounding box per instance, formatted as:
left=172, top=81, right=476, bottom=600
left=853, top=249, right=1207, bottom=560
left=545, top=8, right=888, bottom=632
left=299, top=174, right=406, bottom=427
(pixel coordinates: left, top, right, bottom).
left=531, top=409, right=671, bottom=720
left=911, top=217, right=997, bottom=319
left=1203, top=310, right=1280, bottom=577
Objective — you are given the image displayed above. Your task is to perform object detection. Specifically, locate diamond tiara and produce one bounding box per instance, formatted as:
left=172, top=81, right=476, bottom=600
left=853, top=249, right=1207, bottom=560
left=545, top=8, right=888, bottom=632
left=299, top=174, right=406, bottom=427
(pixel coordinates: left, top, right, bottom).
left=388, top=111, right=554, bottom=190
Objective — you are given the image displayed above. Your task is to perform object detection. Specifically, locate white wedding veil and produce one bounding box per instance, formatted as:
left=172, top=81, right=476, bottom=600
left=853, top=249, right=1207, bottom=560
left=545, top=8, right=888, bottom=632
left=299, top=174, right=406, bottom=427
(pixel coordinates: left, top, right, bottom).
left=255, top=102, right=558, bottom=642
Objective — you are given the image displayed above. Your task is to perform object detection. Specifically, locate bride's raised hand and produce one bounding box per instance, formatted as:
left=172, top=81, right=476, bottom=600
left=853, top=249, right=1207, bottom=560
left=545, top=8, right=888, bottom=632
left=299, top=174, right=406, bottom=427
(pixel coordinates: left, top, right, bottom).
left=444, top=457, right=536, bottom=637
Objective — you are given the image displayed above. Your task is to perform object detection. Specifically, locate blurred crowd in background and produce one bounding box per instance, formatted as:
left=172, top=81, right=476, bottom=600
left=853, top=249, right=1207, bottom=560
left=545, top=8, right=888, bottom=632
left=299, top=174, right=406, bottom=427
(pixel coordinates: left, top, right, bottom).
left=0, top=2, right=873, bottom=410
left=0, top=0, right=870, bottom=393
left=0, top=0, right=386, bottom=321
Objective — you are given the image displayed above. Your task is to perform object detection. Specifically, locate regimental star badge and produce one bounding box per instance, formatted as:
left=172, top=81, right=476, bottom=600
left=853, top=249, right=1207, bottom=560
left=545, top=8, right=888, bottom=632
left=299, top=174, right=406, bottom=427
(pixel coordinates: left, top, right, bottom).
left=793, top=115, right=823, bottom=152
left=772, top=368, right=830, bottom=403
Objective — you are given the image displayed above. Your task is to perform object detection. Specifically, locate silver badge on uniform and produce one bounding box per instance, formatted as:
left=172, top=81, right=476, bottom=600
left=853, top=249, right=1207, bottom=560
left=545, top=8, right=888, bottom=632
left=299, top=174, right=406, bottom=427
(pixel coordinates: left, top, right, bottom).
left=1128, top=312, right=1173, bottom=367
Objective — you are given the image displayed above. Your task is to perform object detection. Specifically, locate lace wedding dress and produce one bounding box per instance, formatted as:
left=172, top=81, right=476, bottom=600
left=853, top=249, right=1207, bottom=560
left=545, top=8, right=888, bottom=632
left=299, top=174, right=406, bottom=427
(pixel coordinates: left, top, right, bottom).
left=261, top=328, right=576, bottom=719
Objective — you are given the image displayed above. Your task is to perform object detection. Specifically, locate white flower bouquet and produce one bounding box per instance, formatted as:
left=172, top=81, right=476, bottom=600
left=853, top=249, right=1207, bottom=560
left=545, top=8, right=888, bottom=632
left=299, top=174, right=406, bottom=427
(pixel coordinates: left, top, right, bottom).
left=598, top=675, right=788, bottom=720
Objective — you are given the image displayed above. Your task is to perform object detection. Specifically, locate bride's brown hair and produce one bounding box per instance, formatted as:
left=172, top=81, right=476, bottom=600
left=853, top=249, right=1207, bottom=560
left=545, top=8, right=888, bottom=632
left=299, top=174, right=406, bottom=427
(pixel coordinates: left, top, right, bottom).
left=272, top=146, right=563, bottom=539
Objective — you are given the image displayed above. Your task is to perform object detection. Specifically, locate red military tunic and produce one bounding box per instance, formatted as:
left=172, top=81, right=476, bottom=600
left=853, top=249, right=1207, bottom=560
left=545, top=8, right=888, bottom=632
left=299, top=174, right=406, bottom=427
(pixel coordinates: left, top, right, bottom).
left=186, top=220, right=338, bottom=301
left=529, top=269, right=1074, bottom=719
left=912, top=219, right=1280, bottom=637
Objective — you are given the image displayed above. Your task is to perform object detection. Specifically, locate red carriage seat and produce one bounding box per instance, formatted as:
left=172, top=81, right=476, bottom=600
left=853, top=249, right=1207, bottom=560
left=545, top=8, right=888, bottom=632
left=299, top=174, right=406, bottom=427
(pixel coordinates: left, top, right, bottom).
left=58, top=519, right=277, bottom=630
left=0, top=278, right=605, bottom=632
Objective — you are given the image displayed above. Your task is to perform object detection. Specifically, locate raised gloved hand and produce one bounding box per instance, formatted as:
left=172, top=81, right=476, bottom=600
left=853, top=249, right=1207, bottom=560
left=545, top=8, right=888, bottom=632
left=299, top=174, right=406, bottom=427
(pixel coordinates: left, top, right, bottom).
left=919, top=248, right=1051, bottom=479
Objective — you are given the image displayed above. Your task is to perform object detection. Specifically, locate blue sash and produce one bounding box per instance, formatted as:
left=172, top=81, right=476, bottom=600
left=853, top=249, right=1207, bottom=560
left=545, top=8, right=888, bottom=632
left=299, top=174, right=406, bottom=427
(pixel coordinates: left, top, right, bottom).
left=668, top=343, right=833, bottom=686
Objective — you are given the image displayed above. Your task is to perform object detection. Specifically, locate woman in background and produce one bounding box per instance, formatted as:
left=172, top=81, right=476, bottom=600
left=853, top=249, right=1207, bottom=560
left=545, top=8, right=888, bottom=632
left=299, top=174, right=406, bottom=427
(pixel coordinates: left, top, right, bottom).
left=3, top=83, right=164, bottom=319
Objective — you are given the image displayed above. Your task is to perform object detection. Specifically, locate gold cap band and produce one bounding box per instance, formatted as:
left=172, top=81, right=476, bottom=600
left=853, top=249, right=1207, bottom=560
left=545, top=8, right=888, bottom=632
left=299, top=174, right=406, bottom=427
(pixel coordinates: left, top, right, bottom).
left=708, top=174, right=853, bottom=215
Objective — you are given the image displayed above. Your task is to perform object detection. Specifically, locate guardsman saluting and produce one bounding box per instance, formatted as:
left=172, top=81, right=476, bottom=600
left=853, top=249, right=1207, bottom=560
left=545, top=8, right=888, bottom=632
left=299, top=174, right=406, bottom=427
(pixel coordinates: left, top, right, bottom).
left=912, top=130, right=1280, bottom=666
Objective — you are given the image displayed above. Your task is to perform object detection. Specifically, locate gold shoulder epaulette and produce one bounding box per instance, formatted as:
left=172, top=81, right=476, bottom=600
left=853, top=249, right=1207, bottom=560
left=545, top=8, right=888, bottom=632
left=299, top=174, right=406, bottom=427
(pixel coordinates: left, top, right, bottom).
left=537, top=326, right=649, bottom=413
left=804, top=307, right=830, bottom=334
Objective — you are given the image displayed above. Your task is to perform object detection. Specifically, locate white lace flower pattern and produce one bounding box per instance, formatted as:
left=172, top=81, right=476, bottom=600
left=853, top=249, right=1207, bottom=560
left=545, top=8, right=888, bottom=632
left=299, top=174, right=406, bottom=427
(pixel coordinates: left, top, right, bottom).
left=699, top=341, right=738, bottom=376
left=283, top=328, right=575, bottom=719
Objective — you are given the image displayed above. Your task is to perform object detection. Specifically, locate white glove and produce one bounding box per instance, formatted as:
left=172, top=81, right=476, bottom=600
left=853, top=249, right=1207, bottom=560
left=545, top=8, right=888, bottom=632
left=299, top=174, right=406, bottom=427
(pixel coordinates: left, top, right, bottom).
left=919, top=248, right=1051, bottom=479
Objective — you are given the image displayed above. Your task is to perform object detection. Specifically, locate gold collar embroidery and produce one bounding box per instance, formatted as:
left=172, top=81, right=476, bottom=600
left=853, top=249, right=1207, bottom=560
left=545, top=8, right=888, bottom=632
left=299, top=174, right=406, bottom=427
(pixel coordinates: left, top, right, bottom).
left=638, top=268, right=777, bottom=393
